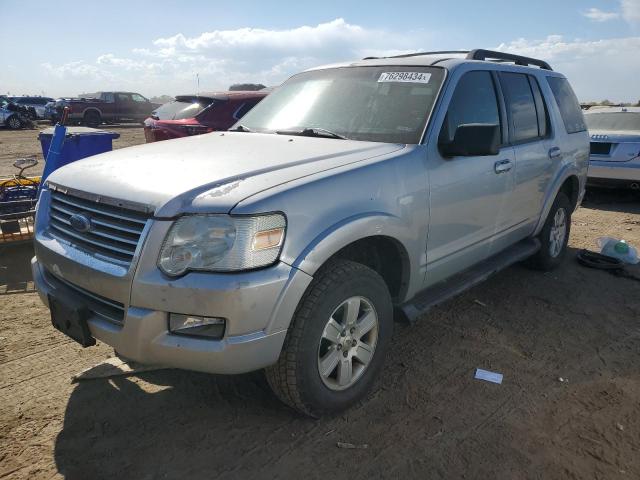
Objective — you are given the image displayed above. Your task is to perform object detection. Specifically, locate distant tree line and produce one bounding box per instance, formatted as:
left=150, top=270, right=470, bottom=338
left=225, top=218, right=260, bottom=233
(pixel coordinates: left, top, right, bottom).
left=582, top=99, right=640, bottom=107
left=228, top=83, right=267, bottom=91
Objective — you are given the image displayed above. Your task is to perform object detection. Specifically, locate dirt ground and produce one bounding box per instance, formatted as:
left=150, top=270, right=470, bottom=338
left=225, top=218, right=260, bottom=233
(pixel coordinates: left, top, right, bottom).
left=1, top=126, right=639, bottom=479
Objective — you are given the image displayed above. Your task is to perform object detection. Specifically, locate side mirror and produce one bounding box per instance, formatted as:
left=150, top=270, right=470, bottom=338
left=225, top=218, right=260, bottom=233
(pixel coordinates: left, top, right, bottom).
left=439, top=123, right=500, bottom=157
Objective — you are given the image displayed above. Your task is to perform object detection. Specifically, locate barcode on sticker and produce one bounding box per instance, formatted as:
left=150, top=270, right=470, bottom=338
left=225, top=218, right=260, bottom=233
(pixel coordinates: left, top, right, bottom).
left=378, top=72, right=431, bottom=83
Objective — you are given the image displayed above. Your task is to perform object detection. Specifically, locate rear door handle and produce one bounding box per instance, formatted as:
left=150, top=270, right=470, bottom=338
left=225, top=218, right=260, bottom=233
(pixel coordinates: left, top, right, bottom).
left=494, top=159, right=512, bottom=174
left=548, top=147, right=562, bottom=159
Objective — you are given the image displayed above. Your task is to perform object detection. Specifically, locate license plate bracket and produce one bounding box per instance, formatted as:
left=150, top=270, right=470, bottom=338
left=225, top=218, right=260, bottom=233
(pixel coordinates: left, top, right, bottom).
left=48, top=293, right=96, bottom=347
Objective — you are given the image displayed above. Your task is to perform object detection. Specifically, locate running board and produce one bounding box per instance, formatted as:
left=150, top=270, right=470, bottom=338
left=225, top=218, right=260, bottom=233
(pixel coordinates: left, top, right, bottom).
left=401, top=238, right=541, bottom=322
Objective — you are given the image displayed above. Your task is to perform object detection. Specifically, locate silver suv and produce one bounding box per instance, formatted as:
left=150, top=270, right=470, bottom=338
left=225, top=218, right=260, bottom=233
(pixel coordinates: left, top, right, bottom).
left=32, top=49, right=588, bottom=416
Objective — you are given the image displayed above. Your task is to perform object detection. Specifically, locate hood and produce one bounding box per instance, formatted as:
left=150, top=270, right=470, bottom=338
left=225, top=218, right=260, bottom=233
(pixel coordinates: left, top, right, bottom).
left=47, top=132, right=404, bottom=217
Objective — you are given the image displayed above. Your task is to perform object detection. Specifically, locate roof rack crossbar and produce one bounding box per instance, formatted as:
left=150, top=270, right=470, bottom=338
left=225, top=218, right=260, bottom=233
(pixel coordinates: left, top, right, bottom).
left=466, top=49, right=552, bottom=70
left=362, top=50, right=469, bottom=60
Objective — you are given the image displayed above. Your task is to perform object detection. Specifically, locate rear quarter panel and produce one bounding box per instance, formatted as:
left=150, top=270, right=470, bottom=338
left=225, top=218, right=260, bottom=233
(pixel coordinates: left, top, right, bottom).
left=533, top=72, right=589, bottom=233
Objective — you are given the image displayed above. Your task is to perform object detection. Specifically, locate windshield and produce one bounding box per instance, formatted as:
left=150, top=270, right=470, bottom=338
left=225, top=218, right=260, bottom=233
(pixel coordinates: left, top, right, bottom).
left=236, top=66, right=445, bottom=144
left=152, top=96, right=217, bottom=120
left=585, top=112, right=640, bottom=132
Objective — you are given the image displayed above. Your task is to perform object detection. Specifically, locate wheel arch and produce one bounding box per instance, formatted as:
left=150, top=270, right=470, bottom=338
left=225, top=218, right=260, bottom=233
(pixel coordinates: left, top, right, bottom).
left=534, top=169, right=583, bottom=236
left=292, top=214, right=413, bottom=304
left=82, top=107, right=102, bottom=119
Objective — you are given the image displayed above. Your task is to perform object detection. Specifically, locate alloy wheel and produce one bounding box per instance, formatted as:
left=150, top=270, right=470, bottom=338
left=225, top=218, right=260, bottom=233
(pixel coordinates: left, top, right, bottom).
left=7, top=116, right=21, bottom=129
left=317, top=296, right=379, bottom=391
left=549, top=207, right=567, bottom=258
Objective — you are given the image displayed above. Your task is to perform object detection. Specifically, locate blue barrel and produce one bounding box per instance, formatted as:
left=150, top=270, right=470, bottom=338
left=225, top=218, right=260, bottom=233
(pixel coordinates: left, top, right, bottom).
left=39, top=126, right=120, bottom=183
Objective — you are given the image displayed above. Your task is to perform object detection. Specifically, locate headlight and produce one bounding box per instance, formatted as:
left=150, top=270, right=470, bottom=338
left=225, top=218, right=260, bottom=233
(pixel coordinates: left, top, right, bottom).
left=158, top=213, right=286, bottom=276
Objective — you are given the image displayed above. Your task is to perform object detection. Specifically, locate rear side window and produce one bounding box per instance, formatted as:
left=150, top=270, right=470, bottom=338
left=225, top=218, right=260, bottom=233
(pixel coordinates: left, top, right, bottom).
left=153, top=97, right=217, bottom=120
left=499, top=72, right=539, bottom=143
left=440, top=71, right=501, bottom=144
left=546, top=77, right=586, bottom=134
left=529, top=78, right=550, bottom=137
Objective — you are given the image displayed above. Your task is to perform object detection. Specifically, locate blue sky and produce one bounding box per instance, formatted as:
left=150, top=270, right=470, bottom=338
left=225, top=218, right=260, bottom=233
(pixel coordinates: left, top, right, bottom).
left=1, top=0, right=639, bottom=101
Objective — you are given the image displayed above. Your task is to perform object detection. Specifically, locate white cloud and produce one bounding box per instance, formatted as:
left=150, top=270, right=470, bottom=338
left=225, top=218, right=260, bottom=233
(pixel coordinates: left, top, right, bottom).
left=36, top=19, right=640, bottom=102
left=582, top=7, right=619, bottom=22
left=39, top=19, right=429, bottom=96
left=621, top=0, right=640, bottom=23
left=42, top=61, right=105, bottom=80
left=496, top=35, right=640, bottom=101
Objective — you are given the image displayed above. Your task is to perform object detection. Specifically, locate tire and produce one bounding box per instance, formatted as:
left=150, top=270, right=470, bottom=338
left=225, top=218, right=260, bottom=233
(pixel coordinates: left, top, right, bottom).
left=83, top=110, right=101, bottom=128
left=266, top=259, right=393, bottom=417
left=527, top=192, right=572, bottom=271
left=6, top=115, right=22, bottom=130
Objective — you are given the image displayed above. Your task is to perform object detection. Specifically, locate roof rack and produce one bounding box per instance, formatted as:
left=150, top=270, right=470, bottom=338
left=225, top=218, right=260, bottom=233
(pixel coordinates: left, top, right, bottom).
left=466, top=49, right=552, bottom=70
left=362, top=48, right=552, bottom=70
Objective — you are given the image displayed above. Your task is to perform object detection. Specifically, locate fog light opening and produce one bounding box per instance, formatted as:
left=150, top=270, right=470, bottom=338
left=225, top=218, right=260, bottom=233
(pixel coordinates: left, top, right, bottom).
left=169, top=313, right=226, bottom=339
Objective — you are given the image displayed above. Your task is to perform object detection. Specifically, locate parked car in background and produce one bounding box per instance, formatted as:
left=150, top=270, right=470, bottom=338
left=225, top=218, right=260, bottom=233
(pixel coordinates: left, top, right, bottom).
left=1, top=97, right=33, bottom=129
left=47, top=92, right=161, bottom=127
left=10, top=96, right=54, bottom=119
left=143, top=91, right=268, bottom=142
left=32, top=49, right=588, bottom=416
left=585, top=106, right=640, bottom=190
left=0, top=97, right=20, bottom=129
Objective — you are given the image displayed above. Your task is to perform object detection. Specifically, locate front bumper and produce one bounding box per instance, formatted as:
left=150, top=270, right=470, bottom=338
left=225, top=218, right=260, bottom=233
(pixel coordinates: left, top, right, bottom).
left=31, top=253, right=312, bottom=375
left=588, top=159, right=640, bottom=183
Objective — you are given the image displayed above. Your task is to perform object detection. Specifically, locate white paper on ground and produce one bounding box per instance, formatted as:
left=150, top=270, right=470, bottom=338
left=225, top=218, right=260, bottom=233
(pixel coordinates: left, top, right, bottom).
left=474, top=368, right=503, bottom=384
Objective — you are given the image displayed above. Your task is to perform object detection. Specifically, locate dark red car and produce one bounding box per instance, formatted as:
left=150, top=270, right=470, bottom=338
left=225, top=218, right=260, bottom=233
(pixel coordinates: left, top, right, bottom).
left=143, top=91, right=268, bottom=142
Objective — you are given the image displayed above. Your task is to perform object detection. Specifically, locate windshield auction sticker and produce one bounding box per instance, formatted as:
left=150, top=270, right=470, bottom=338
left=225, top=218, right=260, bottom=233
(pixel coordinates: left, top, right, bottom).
left=378, top=72, right=431, bottom=83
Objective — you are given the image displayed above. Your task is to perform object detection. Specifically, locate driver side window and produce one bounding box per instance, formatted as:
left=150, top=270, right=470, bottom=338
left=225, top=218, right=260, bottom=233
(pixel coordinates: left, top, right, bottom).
left=440, top=71, right=501, bottom=144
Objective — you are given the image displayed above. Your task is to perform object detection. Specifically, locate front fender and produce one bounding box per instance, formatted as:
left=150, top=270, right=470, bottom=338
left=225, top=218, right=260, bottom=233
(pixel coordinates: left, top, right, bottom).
left=291, top=212, right=414, bottom=296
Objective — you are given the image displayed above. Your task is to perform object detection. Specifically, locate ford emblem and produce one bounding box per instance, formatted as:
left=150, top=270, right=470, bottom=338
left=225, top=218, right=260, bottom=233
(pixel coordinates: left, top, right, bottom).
left=69, top=213, right=92, bottom=233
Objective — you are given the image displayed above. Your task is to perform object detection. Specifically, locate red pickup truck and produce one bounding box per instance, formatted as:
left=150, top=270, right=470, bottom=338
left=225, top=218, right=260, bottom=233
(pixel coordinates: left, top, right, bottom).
left=47, top=92, right=161, bottom=127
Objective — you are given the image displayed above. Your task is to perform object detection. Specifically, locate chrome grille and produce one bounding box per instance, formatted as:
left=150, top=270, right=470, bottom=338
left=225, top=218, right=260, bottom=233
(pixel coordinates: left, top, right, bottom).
left=44, top=269, right=125, bottom=325
left=48, top=190, right=149, bottom=266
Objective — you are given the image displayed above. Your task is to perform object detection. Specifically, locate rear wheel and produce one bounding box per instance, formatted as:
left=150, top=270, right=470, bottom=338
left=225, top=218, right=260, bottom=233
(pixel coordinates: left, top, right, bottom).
left=527, top=192, right=571, bottom=271
left=83, top=110, right=101, bottom=128
left=266, top=259, right=393, bottom=417
left=6, top=115, right=22, bottom=129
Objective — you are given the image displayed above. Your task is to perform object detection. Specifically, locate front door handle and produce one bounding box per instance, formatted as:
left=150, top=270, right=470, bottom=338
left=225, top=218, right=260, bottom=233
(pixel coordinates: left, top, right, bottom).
left=548, top=147, right=562, bottom=159
left=494, top=159, right=512, bottom=174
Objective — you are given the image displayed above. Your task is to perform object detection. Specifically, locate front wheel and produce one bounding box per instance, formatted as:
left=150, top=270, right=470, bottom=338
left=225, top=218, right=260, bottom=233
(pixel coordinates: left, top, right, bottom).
left=266, top=259, right=393, bottom=417
left=6, top=115, right=22, bottom=129
left=527, top=192, right=572, bottom=271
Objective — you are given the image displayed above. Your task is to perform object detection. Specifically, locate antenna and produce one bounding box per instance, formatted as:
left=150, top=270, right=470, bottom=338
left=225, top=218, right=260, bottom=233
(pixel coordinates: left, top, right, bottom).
left=196, top=73, right=200, bottom=95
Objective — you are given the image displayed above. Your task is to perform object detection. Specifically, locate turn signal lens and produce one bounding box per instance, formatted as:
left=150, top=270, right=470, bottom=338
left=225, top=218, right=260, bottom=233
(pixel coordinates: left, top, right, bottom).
left=252, top=227, right=285, bottom=251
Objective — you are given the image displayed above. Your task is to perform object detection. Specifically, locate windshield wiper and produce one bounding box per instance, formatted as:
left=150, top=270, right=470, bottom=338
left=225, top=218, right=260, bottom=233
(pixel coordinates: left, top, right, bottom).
left=229, top=124, right=253, bottom=132
left=275, top=127, right=347, bottom=140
